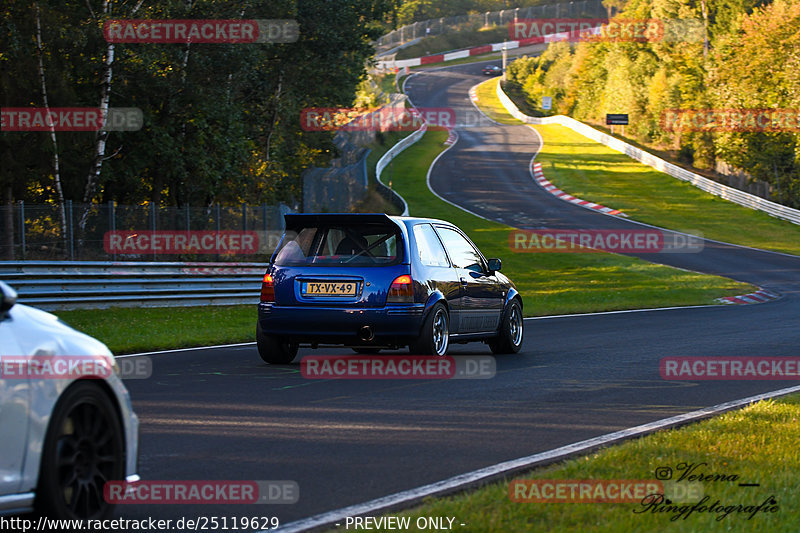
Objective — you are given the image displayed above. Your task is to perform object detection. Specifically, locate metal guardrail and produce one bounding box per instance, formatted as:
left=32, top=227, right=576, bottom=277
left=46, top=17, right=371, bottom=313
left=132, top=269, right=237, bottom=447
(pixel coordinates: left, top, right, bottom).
left=495, top=81, right=800, bottom=226
left=0, top=261, right=266, bottom=311
left=375, top=88, right=429, bottom=216
left=376, top=126, right=424, bottom=217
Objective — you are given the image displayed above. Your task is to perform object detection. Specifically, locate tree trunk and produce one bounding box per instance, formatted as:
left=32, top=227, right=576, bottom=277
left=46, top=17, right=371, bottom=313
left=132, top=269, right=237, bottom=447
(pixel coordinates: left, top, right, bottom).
left=34, top=2, right=68, bottom=257
left=79, top=0, right=144, bottom=233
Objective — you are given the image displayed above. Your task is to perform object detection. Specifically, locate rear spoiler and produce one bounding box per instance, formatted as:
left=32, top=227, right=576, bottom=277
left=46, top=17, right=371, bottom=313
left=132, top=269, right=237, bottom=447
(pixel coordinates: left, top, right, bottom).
left=283, top=213, right=395, bottom=230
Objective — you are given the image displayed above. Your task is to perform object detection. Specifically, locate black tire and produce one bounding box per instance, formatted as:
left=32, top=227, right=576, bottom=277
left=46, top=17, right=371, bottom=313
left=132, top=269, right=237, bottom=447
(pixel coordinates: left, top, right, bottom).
left=36, top=381, right=125, bottom=520
left=489, top=299, right=524, bottom=354
left=352, top=348, right=381, bottom=354
left=257, top=321, right=299, bottom=364
left=409, top=303, right=449, bottom=356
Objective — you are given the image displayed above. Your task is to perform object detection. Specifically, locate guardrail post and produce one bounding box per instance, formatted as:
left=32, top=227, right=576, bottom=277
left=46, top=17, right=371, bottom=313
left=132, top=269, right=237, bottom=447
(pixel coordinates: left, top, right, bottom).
left=242, top=203, right=247, bottom=231
left=150, top=202, right=157, bottom=260
left=18, top=200, right=26, bottom=260
left=109, top=200, right=116, bottom=261
left=67, top=199, right=74, bottom=260
left=216, top=203, right=221, bottom=261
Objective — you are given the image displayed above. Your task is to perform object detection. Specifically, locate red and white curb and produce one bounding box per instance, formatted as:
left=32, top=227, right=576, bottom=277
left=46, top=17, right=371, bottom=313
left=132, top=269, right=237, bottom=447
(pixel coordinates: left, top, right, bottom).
left=716, top=288, right=780, bottom=305
left=469, top=86, right=478, bottom=101
left=378, top=27, right=602, bottom=70
left=444, top=128, right=457, bottom=145
left=532, top=162, right=624, bottom=216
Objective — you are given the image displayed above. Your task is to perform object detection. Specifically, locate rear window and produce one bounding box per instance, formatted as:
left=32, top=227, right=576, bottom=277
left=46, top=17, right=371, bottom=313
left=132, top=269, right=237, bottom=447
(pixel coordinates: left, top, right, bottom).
left=273, top=224, right=403, bottom=266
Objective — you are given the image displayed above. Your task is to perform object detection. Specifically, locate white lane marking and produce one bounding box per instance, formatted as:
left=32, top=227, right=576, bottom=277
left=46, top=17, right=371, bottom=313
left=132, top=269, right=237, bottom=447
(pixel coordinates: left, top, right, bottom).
left=419, top=79, right=541, bottom=222
left=423, top=130, right=496, bottom=222
left=403, top=78, right=495, bottom=223
left=522, top=304, right=725, bottom=320
left=271, top=384, right=800, bottom=533
left=116, top=342, right=255, bottom=358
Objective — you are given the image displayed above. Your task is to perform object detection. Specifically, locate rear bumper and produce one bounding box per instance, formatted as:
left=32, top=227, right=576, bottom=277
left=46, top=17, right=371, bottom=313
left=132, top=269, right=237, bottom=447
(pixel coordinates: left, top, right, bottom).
left=258, top=302, right=425, bottom=345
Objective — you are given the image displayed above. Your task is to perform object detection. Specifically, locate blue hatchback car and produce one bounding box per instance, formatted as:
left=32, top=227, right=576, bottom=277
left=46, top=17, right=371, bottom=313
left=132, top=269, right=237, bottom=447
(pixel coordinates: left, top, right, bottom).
left=256, top=213, right=523, bottom=363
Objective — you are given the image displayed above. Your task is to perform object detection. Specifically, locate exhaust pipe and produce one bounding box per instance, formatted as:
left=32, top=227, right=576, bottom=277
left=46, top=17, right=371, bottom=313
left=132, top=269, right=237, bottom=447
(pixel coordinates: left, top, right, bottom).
left=358, top=326, right=374, bottom=342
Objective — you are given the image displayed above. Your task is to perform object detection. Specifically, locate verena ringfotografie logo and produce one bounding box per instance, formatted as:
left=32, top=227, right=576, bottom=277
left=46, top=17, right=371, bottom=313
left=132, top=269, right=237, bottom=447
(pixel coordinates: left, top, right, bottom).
left=103, top=19, right=299, bottom=43
left=509, top=18, right=703, bottom=43
left=300, top=107, right=455, bottom=132
left=104, top=480, right=298, bottom=504
left=660, top=357, right=800, bottom=380
left=661, top=109, right=800, bottom=132
left=509, top=229, right=703, bottom=253
left=0, top=355, right=152, bottom=380
left=300, top=355, right=495, bottom=380
left=1, top=107, right=143, bottom=131
left=104, top=230, right=261, bottom=255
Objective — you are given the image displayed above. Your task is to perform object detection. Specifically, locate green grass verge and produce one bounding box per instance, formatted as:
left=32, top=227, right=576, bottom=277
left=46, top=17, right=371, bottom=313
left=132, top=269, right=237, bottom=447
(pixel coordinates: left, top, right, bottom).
left=472, top=77, right=524, bottom=125
left=534, top=124, right=800, bottom=256
left=365, top=394, right=800, bottom=532
left=57, top=305, right=255, bottom=355
left=474, top=78, right=800, bottom=256
left=384, top=129, right=753, bottom=316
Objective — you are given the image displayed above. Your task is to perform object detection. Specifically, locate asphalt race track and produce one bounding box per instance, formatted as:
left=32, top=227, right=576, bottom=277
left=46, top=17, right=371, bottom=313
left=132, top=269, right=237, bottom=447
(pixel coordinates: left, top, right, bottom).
left=119, top=62, right=800, bottom=528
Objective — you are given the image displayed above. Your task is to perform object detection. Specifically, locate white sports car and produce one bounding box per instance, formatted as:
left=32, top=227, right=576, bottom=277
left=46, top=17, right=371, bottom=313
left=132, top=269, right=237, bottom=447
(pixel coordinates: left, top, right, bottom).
left=0, top=281, right=139, bottom=519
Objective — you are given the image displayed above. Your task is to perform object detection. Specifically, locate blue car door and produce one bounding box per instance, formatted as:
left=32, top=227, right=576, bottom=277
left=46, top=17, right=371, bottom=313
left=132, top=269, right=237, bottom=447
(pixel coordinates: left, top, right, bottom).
left=434, top=225, right=504, bottom=333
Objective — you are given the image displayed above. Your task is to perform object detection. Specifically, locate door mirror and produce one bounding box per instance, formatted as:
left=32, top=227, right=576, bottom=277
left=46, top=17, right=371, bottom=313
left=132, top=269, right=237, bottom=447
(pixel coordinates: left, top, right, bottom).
left=487, top=258, right=501, bottom=273
left=0, top=281, right=17, bottom=316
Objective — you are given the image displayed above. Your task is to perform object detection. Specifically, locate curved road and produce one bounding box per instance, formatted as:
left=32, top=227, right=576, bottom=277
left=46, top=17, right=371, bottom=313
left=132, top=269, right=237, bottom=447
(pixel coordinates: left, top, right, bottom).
left=118, top=62, right=800, bottom=529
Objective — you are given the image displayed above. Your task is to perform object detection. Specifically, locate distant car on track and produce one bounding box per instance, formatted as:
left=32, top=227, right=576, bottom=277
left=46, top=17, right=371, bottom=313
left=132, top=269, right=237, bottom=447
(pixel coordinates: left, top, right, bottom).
left=0, top=281, right=139, bottom=520
left=482, top=64, right=502, bottom=76
left=256, top=214, right=523, bottom=363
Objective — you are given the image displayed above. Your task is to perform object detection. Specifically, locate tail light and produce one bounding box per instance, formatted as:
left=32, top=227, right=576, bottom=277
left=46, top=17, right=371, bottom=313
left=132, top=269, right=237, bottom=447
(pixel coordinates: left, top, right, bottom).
left=260, top=273, right=275, bottom=302
left=387, top=274, right=413, bottom=303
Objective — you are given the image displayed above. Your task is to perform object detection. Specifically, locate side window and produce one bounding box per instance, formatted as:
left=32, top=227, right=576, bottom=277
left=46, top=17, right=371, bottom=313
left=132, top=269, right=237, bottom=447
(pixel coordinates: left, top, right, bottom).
left=413, top=224, right=450, bottom=267
left=435, top=226, right=485, bottom=273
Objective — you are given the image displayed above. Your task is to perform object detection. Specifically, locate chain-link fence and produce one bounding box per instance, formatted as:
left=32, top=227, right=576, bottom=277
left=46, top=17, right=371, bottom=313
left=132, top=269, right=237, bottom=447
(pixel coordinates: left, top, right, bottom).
left=0, top=201, right=293, bottom=261
left=302, top=134, right=371, bottom=213
left=302, top=94, right=409, bottom=213
left=376, top=0, right=608, bottom=54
